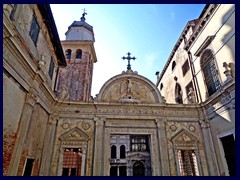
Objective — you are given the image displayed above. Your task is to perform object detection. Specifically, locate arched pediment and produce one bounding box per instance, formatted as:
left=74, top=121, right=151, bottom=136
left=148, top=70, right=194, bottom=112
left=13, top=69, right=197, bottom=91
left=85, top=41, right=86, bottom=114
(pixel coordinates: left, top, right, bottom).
left=59, top=127, right=89, bottom=141
left=96, top=70, right=165, bottom=104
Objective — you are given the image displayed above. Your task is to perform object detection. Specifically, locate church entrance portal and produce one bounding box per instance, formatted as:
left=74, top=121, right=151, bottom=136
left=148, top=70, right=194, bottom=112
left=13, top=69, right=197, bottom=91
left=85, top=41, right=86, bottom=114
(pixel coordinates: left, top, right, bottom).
left=110, top=135, right=151, bottom=176
left=133, top=161, right=145, bottom=176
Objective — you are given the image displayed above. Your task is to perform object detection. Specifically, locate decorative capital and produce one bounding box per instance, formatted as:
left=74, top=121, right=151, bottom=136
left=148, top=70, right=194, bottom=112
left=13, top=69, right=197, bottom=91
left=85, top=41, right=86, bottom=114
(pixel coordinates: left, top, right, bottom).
left=155, top=118, right=167, bottom=127
left=94, top=117, right=105, bottom=126
left=48, top=113, right=59, bottom=125
left=199, top=118, right=210, bottom=128
left=25, top=88, right=39, bottom=107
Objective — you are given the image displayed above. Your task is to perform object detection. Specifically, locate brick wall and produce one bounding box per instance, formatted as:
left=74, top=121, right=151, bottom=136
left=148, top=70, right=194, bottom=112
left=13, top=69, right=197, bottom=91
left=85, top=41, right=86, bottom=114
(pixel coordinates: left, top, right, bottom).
left=56, top=51, right=93, bottom=101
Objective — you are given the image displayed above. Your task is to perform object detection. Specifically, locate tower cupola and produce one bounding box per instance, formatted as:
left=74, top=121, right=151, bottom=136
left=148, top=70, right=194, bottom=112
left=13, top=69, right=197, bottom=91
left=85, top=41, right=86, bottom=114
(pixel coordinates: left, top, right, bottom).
left=65, top=10, right=95, bottom=42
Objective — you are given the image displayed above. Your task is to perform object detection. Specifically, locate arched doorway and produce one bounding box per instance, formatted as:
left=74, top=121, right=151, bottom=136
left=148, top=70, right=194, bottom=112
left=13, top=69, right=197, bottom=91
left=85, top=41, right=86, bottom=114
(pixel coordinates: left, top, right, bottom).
left=133, top=161, right=145, bottom=176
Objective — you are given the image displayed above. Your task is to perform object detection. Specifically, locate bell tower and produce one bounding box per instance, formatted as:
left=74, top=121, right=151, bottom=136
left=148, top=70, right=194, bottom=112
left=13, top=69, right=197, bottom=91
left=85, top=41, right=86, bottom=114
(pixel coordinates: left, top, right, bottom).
left=55, top=10, right=97, bottom=101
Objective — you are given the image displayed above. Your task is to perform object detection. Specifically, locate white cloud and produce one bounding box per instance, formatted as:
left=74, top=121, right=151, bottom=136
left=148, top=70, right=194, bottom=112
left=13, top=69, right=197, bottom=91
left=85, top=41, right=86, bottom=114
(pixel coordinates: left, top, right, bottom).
left=143, top=52, right=159, bottom=70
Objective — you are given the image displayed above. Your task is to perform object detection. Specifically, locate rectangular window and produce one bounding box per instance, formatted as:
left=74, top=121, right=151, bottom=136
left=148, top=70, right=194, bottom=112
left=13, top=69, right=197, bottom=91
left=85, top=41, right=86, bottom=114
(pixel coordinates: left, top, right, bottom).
left=220, top=134, right=235, bottom=176
left=130, top=135, right=149, bottom=152
left=23, top=158, right=34, bottom=176
left=119, top=166, right=127, bottom=176
left=110, top=166, right=118, bottom=176
left=62, top=148, right=82, bottom=176
left=62, top=168, right=69, bottom=176
left=182, top=59, right=190, bottom=76
left=178, top=150, right=199, bottom=176
left=49, top=57, right=55, bottom=80
left=29, top=15, right=40, bottom=45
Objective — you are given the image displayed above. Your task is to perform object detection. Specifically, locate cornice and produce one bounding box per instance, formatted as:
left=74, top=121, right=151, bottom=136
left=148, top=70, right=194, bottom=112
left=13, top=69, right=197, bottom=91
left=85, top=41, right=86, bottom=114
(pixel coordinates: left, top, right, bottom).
left=184, top=4, right=219, bottom=51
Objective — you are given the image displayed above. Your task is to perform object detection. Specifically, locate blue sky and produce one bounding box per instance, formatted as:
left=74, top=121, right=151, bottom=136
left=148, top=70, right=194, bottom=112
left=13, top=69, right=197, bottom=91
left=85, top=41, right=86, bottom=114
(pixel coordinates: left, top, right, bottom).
left=50, top=4, right=205, bottom=96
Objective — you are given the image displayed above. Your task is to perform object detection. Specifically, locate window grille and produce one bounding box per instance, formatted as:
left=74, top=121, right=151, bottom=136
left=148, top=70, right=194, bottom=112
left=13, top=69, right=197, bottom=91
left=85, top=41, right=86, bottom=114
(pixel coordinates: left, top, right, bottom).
left=48, top=57, right=55, bottom=80
left=178, top=150, right=199, bottom=176
left=130, top=135, right=149, bottom=152
left=200, top=49, right=220, bottom=96
left=29, top=15, right=40, bottom=45
left=62, top=148, right=82, bottom=176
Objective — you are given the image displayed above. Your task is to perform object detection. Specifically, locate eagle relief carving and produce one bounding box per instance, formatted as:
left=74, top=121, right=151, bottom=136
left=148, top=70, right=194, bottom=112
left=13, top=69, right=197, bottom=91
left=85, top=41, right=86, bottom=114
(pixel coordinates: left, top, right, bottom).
left=119, top=78, right=142, bottom=103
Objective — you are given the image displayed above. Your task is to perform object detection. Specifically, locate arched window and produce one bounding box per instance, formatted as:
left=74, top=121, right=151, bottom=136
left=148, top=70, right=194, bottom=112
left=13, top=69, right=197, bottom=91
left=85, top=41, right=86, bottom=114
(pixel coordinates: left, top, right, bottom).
left=76, top=49, right=82, bottom=59
left=175, top=83, right=183, bottom=104
left=65, top=49, right=72, bottom=59
left=120, top=145, right=126, bottom=159
left=172, top=61, right=176, bottom=71
left=111, top=145, right=116, bottom=159
left=200, top=49, right=220, bottom=97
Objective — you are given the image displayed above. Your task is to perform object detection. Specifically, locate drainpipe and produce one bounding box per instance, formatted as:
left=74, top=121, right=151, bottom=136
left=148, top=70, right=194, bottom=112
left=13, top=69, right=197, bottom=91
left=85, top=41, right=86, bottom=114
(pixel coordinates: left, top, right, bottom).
left=187, top=51, right=202, bottom=103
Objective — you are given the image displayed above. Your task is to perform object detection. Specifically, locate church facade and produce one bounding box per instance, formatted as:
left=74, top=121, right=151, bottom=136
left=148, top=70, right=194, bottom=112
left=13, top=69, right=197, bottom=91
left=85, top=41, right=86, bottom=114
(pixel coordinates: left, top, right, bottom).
left=3, top=4, right=235, bottom=176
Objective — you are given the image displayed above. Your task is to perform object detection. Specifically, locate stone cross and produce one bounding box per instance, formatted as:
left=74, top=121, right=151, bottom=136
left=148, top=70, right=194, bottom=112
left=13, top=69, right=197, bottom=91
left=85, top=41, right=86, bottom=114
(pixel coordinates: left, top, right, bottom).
left=122, top=52, right=136, bottom=70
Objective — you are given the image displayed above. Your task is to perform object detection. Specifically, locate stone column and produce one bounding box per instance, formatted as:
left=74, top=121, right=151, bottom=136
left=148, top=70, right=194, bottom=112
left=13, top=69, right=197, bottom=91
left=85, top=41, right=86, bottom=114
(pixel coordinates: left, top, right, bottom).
left=93, top=117, right=105, bottom=176
left=81, top=148, right=87, bottom=176
left=7, top=88, right=39, bottom=175
left=174, top=149, right=180, bottom=175
left=155, top=119, right=170, bottom=176
left=194, top=149, right=203, bottom=175
left=57, top=148, right=64, bottom=176
left=38, top=113, right=59, bottom=175
left=199, top=118, right=219, bottom=175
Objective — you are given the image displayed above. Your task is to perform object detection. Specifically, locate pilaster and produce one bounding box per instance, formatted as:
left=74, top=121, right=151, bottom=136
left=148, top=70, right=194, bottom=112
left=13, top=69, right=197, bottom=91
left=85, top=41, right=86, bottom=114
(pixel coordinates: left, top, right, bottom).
left=155, top=118, right=170, bottom=176
left=93, top=117, right=105, bottom=176
left=39, top=113, right=59, bottom=175
left=7, top=88, right=38, bottom=175
left=199, top=117, right=220, bottom=175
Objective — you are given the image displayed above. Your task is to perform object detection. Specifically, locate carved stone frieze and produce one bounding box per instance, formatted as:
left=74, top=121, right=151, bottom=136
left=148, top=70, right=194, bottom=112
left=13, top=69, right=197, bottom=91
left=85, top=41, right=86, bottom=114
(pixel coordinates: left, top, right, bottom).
left=61, top=141, right=88, bottom=147
left=3, top=47, right=32, bottom=87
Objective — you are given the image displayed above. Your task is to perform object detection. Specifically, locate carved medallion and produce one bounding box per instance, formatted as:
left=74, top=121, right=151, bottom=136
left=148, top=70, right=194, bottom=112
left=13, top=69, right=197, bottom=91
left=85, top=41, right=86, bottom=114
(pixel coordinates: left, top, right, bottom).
left=82, top=122, right=90, bottom=130
left=62, top=123, right=70, bottom=130
left=170, top=125, right=177, bottom=132
left=189, top=125, right=196, bottom=132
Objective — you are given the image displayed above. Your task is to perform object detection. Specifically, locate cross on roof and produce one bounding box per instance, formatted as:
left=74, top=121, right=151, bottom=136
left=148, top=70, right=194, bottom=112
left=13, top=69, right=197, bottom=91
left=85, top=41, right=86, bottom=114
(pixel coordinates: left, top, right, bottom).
left=82, top=8, right=87, bottom=17
left=122, top=52, right=137, bottom=70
